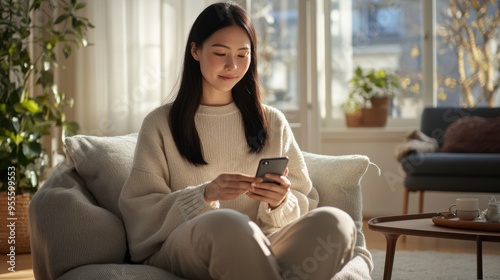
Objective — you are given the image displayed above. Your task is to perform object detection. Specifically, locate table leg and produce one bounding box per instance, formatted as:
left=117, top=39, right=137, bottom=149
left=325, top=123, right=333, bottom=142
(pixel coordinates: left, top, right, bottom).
left=476, top=237, right=483, bottom=280
left=382, top=233, right=401, bottom=280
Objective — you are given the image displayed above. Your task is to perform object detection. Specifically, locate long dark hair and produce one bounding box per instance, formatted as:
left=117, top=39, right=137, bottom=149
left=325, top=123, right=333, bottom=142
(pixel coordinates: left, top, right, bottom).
left=169, top=2, right=267, bottom=166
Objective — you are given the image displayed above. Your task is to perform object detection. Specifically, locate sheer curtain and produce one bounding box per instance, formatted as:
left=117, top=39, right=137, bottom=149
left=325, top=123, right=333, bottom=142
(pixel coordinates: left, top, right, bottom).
left=72, top=0, right=221, bottom=136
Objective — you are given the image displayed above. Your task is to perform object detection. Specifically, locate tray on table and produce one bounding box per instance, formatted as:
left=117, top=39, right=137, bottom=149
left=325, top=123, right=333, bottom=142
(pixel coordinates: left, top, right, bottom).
left=432, top=212, right=500, bottom=232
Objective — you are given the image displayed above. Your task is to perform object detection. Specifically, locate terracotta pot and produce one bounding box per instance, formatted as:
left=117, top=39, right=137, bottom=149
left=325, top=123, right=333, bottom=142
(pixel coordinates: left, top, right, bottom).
left=345, top=111, right=362, bottom=127
left=361, top=97, right=389, bottom=127
left=0, top=193, right=31, bottom=254
left=370, top=96, right=389, bottom=107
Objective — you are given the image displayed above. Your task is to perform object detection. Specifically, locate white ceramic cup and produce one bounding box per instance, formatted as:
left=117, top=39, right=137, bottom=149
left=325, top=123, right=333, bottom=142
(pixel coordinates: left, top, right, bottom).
left=449, top=198, right=480, bottom=221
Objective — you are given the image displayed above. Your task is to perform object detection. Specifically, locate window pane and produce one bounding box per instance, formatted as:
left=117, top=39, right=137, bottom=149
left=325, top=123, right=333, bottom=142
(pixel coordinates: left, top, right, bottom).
left=328, top=0, right=424, bottom=122
left=250, top=0, right=299, bottom=111
left=435, top=0, right=500, bottom=107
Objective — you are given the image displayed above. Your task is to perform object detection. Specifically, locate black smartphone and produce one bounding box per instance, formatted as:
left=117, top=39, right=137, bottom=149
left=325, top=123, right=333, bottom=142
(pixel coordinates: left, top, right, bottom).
left=255, top=157, right=289, bottom=184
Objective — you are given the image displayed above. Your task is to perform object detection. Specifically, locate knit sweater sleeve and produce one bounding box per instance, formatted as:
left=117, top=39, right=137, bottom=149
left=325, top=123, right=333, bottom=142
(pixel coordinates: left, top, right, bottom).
left=257, top=108, right=317, bottom=234
left=118, top=111, right=218, bottom=263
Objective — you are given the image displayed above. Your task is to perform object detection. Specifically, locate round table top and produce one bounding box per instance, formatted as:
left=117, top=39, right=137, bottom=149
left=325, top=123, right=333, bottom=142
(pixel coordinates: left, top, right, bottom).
left=368, top=213, right=500, bottom=242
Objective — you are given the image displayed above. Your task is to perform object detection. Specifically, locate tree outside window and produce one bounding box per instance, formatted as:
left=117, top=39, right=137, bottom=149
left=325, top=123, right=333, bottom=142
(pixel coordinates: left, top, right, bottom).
left=436, top=0, right=499, bottom=108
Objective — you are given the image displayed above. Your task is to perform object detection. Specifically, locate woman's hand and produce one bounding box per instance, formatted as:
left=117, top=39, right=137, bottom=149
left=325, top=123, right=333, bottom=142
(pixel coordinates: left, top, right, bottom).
left=204, top=173, right=258, bottom=202
left=246, top=168, right=290, bottom=209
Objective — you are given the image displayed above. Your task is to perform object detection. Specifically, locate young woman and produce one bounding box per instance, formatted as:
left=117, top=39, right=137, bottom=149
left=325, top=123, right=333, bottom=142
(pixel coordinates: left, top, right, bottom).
left=118, top=2, right=356, bottom=279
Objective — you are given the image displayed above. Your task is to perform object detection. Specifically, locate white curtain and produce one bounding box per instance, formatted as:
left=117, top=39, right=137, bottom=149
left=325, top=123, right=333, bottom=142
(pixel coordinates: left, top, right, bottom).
left=72, top=0, right=221, bottom=136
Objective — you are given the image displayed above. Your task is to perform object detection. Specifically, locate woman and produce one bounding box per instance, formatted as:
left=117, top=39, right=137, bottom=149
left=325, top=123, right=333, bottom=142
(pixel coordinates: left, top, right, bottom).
left=118, top=2, right=356, bottom=279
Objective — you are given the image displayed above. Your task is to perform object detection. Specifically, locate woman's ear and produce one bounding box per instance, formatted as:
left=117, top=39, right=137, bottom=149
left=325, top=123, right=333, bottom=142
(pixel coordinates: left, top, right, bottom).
left=191, top=42, right=200, bottom=61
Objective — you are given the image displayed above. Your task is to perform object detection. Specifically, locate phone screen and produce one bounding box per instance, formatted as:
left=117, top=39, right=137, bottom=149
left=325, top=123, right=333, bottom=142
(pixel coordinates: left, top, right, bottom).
left=255, top=157, right=289, bottom=184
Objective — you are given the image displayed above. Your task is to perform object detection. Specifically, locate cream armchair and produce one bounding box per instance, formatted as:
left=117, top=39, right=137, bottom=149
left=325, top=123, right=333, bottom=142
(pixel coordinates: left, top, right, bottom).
left=29, top=134, right=373, bottom=279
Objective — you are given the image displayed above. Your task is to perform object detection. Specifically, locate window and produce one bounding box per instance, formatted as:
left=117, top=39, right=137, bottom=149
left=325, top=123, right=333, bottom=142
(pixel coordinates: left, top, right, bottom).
left=435, top=0, right=500, bottom=107
left=322, top=0, right=498, bottom=128
left=352, top=1, right=404, bottom=44
left=250, top=0, right=300, bottom=111
left=247, top=0, right=500, bottom=127
left=327, top=0, right=424, bottom=125
left=78, top=1, right=498, bottom=138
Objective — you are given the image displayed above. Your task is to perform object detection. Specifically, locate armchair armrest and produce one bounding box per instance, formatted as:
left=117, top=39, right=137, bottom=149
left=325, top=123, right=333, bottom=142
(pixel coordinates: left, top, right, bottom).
left=302, top=152, right=373, bottom=279
left=29, top=161, right=128, bottom=280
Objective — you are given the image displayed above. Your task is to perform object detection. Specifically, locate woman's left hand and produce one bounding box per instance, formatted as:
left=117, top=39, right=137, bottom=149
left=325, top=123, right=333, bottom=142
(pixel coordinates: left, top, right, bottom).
left=246, top=168, right=290, bottom=209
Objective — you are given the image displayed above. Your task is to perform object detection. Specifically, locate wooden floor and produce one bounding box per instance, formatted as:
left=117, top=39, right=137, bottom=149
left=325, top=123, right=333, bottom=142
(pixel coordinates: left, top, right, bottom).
left=1, top=218, right=499, bottom=279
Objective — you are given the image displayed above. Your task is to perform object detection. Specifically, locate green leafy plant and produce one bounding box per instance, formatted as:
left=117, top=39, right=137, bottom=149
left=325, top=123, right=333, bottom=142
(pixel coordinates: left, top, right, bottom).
left=340, top=98, right=362, bottom=114
left=348, top=66, right=400, bottom=106
left=0, top=0, right=93, bottom=194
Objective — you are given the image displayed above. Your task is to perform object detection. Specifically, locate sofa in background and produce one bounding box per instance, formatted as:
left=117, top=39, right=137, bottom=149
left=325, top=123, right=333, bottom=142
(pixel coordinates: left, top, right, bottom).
left=399, top=107, right=500, bottom=214
left=29, top=134, right=374, bottom=279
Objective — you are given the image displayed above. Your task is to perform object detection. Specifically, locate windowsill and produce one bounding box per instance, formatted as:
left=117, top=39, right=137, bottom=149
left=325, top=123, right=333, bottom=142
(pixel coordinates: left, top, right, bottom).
left=319, top=117, right=418, bottom=141
left=323, top=126, right=413, bottom=132
left=321, top=126, right=412, bottom=142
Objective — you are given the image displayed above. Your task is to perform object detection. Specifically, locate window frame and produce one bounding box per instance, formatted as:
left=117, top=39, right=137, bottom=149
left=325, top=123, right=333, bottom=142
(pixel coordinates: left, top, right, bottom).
left=272, top=0, right=442, bottom=130
left=320, top=0, right=436, bottom=129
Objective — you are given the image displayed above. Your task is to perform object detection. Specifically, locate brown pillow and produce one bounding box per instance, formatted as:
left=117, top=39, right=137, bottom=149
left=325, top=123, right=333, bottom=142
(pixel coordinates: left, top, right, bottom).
left=441, top=116, right=500, bottom=153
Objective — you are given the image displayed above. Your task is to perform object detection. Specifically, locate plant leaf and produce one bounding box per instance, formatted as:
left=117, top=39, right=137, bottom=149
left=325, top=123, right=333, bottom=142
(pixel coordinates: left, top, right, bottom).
left=28, top=0, right=42, bottom=11
left=355, top=66, right=363, bottom=77
left=21, top=100, right=42, bottom=114
left=54, top=14, right=69, bottom=25
left=63, top=44, right=72, bottom=58
left=13, top=133, right=23, bottom=145
left=63, top=121, right=80, bottom=136
left=22, top=141, right=42, bottom=158
left=75, top=3, right=86, bottom=10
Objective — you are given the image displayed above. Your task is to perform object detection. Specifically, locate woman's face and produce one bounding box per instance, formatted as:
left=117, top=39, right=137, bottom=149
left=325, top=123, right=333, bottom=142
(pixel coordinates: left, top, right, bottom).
left=191, top=25, right=251, bottom=105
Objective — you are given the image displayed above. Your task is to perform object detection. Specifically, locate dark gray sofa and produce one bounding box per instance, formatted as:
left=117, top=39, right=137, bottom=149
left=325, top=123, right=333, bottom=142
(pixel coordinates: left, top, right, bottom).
left=400, top=107, right=500, bottom=214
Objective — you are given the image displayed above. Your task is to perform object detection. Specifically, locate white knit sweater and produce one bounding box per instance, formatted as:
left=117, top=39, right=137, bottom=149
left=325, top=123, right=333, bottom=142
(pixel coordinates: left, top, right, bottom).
left=118, top=103, right=317, bottom=263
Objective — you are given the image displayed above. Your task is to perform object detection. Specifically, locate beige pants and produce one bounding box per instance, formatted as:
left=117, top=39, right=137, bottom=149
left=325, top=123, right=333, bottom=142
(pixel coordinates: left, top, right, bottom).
left=148, top=207, right=356, bottom=280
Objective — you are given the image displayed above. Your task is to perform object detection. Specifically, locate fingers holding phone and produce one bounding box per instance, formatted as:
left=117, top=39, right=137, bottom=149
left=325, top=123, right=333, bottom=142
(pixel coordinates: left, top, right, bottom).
left=247, top=170, right=291, bottom=209
left=205, top=173, right=256, bottom=202
left=247, top=157, right=291, bottom=209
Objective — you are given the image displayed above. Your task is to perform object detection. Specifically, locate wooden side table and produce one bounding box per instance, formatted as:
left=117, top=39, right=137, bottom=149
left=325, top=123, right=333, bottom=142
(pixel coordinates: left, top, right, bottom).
left=368, top=213, right=500, bottom=280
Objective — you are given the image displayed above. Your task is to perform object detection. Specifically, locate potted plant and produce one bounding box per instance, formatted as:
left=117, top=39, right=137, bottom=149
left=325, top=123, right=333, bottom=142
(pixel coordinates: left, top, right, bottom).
left=347, top=66, right=400, bottom=127
left=340, top=98, right=362, bottom=127
left=0, top=0, right=93, bottom=253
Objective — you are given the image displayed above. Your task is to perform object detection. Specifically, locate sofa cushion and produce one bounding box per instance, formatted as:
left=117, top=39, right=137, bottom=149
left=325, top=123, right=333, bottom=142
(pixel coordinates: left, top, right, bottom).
left=302, top=152, right=370, bottom=248
left=441, top=116, right=500, bottom=153
left=29, top=162, right=128, bottom=280
left=65, top=134, right=138, bottom=218
left=303, top=153, right=370, bottom=203
left=420, top=107, right=500, bottom=146
left=401, top=152, right=500, bottom=177
left=404, top=175, right=500, bottom=192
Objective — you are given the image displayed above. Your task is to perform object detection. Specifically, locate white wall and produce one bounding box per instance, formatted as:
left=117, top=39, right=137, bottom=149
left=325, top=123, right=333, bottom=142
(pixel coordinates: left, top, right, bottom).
left=320, top=128, right=498, bottom=218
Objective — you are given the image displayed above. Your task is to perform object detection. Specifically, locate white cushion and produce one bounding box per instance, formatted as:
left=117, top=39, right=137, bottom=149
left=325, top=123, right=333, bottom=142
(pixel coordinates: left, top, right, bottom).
left=64, top=134, right=138, bottom=218
left=302, top=152, right=370, bottom=206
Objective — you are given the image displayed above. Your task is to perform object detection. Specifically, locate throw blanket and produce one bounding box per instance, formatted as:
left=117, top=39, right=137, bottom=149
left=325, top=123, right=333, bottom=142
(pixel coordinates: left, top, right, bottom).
left=395, top=130, right=438, bottom=161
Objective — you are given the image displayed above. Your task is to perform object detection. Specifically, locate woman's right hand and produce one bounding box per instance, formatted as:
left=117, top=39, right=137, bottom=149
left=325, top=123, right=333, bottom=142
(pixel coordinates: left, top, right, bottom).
left=204, top=173, right=261, bottom=202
